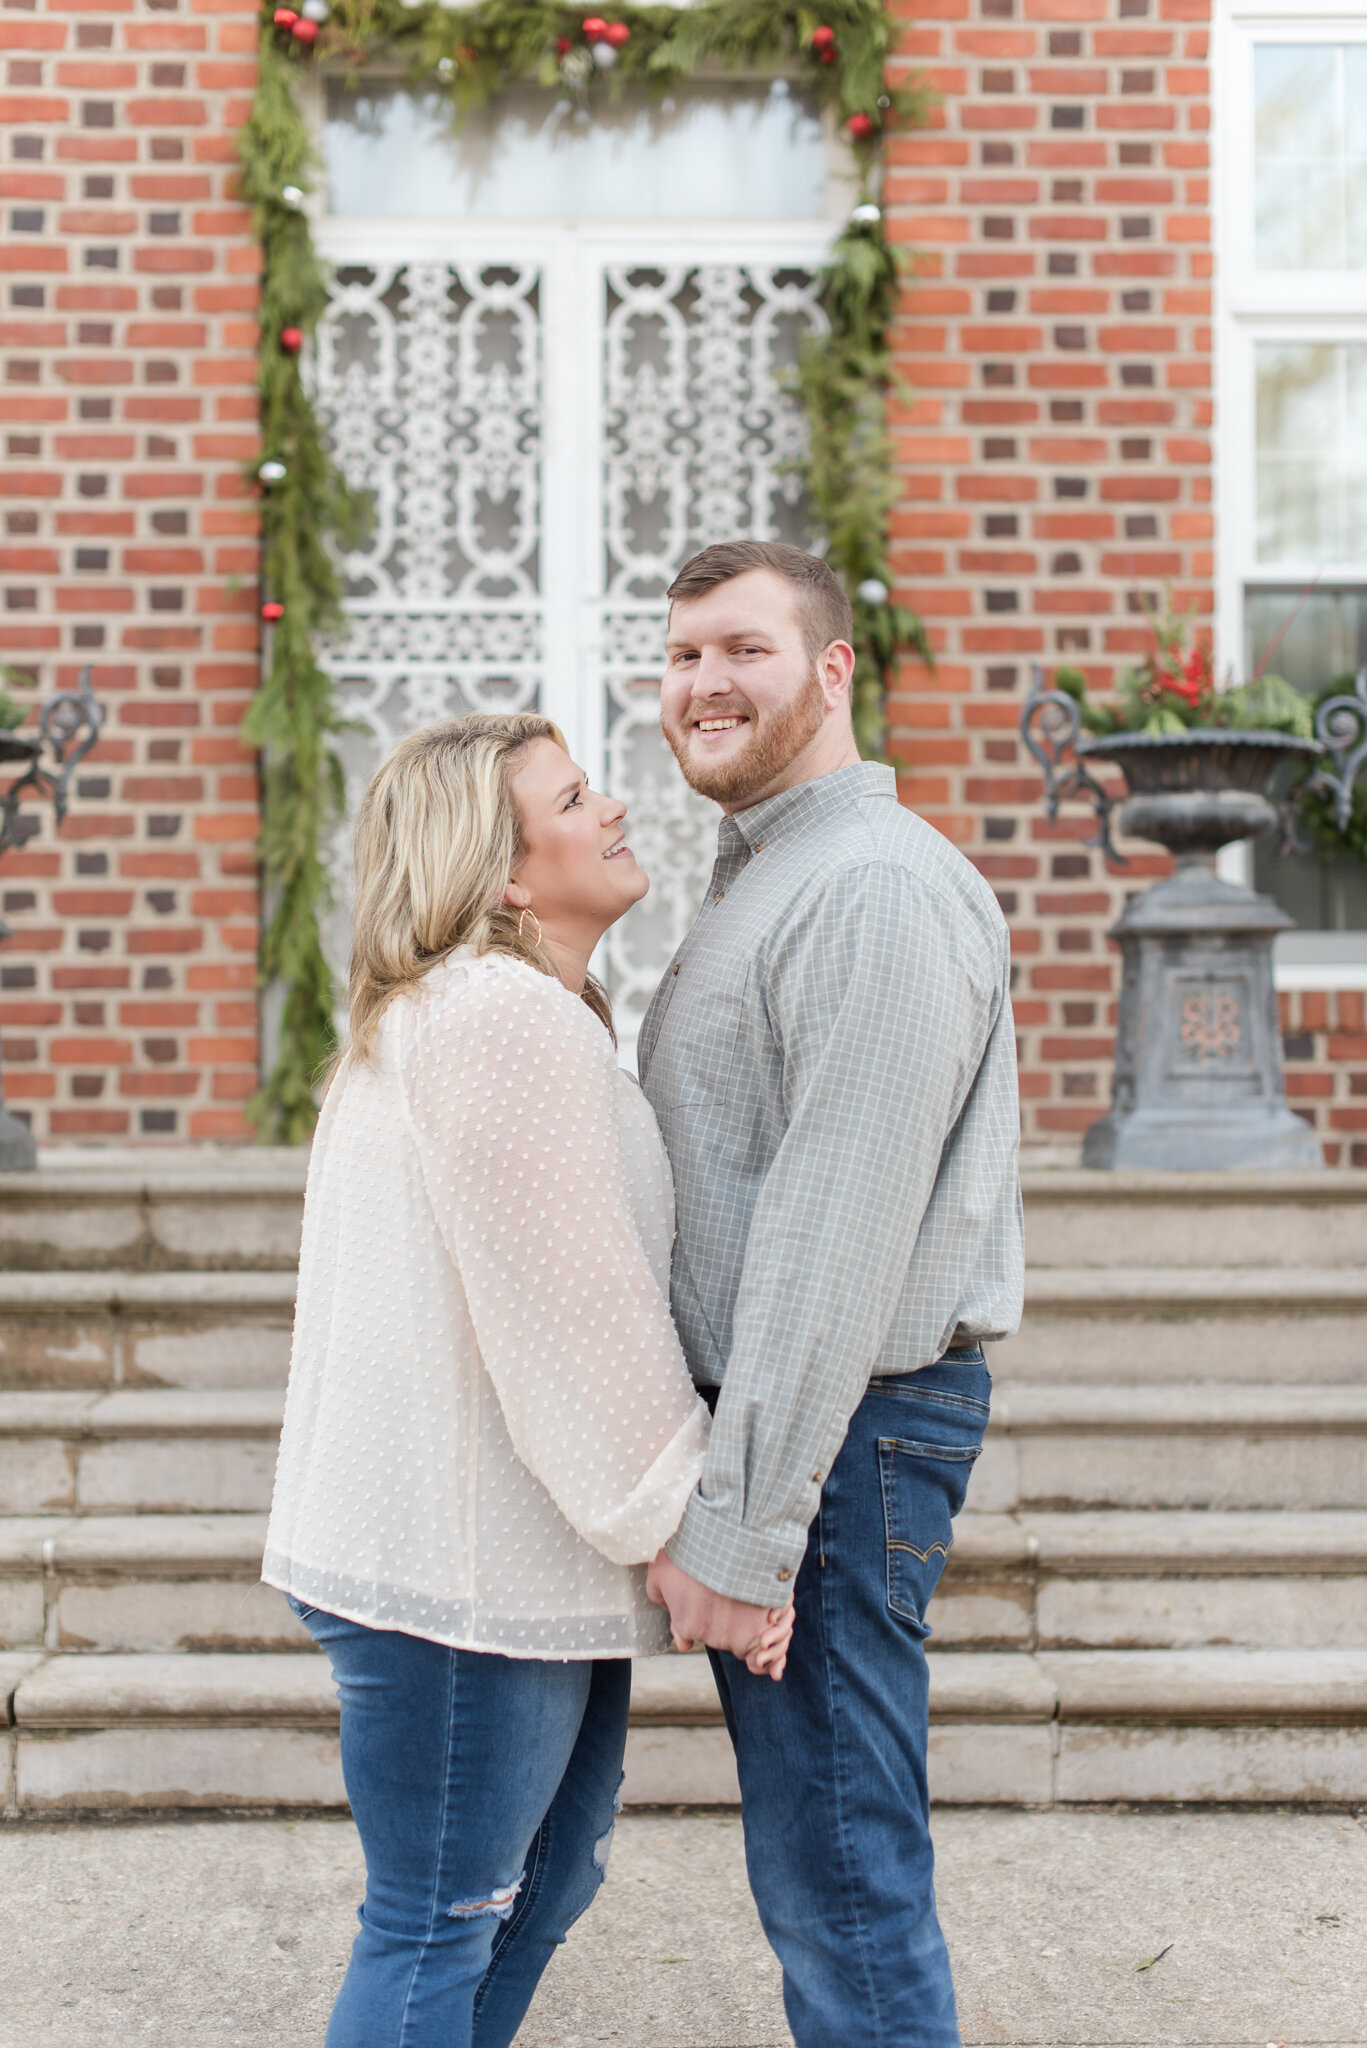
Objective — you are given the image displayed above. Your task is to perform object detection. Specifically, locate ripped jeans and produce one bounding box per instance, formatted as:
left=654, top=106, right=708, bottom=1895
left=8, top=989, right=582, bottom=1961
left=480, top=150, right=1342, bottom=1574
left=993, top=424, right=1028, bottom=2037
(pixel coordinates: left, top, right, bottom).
left=288, top=1600, right=629, bottom=2048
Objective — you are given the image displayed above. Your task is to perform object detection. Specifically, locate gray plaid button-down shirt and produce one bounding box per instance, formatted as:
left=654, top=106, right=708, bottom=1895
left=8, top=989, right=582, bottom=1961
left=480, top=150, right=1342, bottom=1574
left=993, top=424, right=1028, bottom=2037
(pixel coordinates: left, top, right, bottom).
left=639, top=761, right=1023, bottom=1605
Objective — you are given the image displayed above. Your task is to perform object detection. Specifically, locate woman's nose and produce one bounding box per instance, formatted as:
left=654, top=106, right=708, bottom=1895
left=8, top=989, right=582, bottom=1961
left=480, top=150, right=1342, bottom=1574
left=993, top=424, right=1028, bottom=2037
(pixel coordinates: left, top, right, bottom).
left=599, top=791, right=627, bottom=825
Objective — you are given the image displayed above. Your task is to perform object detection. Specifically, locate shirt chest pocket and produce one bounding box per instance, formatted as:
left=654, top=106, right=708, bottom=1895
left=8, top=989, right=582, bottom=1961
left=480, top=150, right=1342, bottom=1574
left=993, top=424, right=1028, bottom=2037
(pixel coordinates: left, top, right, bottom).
left=647, top=956, right=751, bottom=1112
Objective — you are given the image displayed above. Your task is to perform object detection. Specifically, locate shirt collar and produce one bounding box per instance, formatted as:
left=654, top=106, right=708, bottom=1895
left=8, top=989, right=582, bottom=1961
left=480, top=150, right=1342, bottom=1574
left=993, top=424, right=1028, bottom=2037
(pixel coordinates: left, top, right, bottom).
left=719, top=761, right=897, bottom=856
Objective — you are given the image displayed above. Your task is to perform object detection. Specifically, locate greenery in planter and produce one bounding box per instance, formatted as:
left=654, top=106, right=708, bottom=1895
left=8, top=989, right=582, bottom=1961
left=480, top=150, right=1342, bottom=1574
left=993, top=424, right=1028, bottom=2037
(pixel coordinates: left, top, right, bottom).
left=240, top=0, right=929, bottom=1138
left=1047, top=592, right=1313, bottom=740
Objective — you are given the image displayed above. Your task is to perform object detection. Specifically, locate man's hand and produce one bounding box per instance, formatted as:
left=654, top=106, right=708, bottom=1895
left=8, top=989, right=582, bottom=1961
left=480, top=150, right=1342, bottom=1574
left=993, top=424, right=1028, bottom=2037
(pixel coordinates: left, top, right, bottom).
left=646, top=1551, right=795, bottom=1680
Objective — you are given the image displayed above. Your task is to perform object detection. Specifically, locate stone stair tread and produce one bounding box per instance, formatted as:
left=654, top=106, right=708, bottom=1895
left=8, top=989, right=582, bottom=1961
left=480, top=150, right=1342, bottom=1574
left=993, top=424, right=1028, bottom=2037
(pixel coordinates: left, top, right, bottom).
left=0, top=1512, right=269, bottom=1573
left=5, top=1507, right=1365, bottom=1582
left=1022, top=1264, right=1367, bottom=1304
left=1013, top=1508, right=1367, bottom=1570
left=989, top=1382, right=1367, bottom=1430
left=0, top=1388, right=284, bottom=1436
left=11, top=1646, right=1367, bottom=1733
left=15, top=1651, right=333, bottom=1725
left=1037, top=1647, right=1367, bottom=1719
left=1019, top=1169, right=1367, bottom=1198
left=0, top=1270, right=297, bottom=1309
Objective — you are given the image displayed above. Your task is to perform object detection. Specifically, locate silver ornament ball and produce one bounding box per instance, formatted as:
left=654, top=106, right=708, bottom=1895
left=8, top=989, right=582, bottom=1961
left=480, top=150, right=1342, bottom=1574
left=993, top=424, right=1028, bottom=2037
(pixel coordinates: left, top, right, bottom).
left=591, top=40, right=618, bottom=68
left=857, top=577, right=889, bottom=605
left=280, top=185, right=304, bottom=210
left=258, top=460, right=287, bottom=484
left=850, top=202, right=881, bottom=225
left=301, top=0, right=330, bottom=19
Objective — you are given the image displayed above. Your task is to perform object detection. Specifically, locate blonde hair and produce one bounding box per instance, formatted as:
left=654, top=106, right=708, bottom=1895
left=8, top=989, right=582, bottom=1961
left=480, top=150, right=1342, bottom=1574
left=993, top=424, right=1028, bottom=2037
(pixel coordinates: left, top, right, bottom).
left=345, top=712, right=613, bottom=1064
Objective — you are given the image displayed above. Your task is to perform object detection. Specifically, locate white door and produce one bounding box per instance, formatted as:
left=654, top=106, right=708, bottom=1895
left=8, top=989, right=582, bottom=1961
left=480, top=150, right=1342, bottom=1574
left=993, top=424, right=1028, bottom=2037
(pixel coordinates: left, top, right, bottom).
left=312, top=90, right=835, bottom=1044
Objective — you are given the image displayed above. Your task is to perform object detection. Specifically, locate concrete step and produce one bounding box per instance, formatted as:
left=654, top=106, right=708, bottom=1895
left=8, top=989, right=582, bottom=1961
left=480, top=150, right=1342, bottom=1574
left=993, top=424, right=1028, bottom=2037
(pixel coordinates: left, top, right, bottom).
left=1020, top=1169, right=1367, bottom=1270
left=969, top=1382, right=1367, bottom=1513
left=0, top=1271, right=297, bottom=1391
left=0, top=1513, right=303, bottom=1653
left=0, top=1152, right=306, bottom=1273
left=3, top=1381, right=1363, bottom=1520
left=4, top=1508, right=1367, bottom=1656
left=5, top=1647, right=1365, bottom=1814
left=998, top=1264, right=1367, bottom=1381
left=0, top=1390, right=283, bottom=1515
left=5, top=1161, right=1362, bottom=1276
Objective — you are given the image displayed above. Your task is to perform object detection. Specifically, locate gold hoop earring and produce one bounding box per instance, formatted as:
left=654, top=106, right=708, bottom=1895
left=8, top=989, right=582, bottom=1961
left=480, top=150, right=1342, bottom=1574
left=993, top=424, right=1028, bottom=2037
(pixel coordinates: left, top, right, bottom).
left=517, top=907, right=542, bottom=949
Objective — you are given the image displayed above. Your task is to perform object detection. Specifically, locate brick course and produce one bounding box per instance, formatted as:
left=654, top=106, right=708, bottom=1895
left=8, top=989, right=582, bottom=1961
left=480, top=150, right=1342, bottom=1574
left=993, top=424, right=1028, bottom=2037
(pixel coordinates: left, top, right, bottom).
left=1, top=0, right=259, bottom=1142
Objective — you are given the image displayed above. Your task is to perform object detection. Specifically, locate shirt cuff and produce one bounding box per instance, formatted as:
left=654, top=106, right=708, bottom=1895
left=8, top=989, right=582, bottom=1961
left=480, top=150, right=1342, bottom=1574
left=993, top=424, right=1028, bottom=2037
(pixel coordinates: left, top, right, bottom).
left=665, top=1490, right=805, bottom=1607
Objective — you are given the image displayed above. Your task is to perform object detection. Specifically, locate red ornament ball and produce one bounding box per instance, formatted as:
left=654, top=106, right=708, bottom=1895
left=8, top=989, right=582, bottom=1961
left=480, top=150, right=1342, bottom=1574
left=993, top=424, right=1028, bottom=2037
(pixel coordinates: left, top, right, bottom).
left=604, top=21, right=630, bottom=46
left=260, top=601, right=285, bottom=623
left=811, top=24, right=836, bottom=49
left=291, top=16, right=318, bottom=41
left=582, top=15, right=607, bottom=37
left=279, top=326, right=304, bottom=354
left=819, top=46, right=837, bottom=64
left=846, top=111, right=875, bottom=139
left=272, top=7, right=298, bottom=25
left=555, top=35, right=571, bottom=54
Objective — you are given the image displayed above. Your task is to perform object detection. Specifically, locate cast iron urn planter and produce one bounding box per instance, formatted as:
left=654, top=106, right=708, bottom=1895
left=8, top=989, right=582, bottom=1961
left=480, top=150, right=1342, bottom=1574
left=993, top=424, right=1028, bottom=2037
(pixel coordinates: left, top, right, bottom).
left=0, top=666, right=105, bottom=1170
left=1022, top=675, right=1324, bottom=1171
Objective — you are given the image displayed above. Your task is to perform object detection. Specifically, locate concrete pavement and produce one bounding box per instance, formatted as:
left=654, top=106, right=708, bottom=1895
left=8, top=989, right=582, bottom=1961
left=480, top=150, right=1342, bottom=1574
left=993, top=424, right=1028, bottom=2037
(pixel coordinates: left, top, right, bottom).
left=0, top=1808, right=1362, bottom=2047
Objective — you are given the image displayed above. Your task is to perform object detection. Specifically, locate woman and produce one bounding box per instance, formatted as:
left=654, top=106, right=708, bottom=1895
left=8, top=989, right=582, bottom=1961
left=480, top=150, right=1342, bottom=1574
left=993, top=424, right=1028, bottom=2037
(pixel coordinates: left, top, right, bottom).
left=263, top=712, right=791, bottom=2048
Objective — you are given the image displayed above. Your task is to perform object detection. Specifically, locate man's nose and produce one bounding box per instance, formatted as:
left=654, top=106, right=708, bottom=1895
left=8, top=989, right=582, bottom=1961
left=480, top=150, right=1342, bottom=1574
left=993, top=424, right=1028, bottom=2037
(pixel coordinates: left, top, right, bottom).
left=690, top=649, right=736, bottom=697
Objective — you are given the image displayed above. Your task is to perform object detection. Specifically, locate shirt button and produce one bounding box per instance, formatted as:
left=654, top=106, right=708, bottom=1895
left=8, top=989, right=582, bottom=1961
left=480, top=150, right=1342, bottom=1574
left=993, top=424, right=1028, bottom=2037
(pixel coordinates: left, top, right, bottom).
left=776, top=1567, right=792, bottom=1583
left=672, top=963, right=680, bottom=976
left=713, top=891, right=724, bottom=902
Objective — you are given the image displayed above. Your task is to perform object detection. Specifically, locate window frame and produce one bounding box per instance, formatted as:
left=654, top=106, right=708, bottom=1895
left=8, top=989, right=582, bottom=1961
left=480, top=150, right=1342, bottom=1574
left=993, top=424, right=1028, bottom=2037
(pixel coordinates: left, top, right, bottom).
left=1214, top=0, right=1367, bottom=980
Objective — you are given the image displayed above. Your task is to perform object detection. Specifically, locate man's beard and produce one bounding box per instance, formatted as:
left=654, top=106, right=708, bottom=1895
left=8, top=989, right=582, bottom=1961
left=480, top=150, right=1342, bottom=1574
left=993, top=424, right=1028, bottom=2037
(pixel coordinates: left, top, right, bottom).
left=662, top=672, right=826, bottom=806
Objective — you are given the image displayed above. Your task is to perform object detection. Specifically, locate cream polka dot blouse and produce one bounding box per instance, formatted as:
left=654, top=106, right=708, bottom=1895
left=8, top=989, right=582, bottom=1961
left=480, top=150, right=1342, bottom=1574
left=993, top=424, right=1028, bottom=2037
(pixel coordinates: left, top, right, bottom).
left=263, top=950, right=710, bottom=1659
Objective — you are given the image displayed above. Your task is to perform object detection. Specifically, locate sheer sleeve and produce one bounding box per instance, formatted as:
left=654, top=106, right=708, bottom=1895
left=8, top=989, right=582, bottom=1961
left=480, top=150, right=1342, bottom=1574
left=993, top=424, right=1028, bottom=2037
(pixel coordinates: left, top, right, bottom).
left=402, top=957, right=709, bottom=1566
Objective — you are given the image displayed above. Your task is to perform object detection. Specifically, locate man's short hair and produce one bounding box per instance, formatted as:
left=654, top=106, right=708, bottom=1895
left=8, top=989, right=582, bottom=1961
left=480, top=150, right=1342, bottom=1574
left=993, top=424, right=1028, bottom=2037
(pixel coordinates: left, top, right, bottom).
left=666, top=542, right=854, bottom=663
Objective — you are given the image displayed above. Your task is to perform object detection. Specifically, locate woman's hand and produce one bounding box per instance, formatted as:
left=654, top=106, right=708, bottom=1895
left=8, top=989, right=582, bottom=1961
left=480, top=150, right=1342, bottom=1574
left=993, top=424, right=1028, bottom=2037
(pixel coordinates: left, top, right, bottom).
left=647, top=1550, right=796, bottom=1681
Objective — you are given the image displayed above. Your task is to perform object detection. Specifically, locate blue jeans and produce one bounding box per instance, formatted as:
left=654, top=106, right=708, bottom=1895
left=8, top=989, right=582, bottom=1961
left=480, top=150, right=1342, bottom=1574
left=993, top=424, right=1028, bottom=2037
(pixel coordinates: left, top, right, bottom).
left=707, top=1347, right=990, bottom=2048
left=290, top=1600, right=629, bottom=2048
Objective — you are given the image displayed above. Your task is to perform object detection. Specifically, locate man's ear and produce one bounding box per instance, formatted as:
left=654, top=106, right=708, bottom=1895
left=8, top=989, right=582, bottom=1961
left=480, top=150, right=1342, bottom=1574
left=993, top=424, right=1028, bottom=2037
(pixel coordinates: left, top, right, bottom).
left=502, top=879, right=532, bottom=911
left=819, top=638, right=857, bottom=713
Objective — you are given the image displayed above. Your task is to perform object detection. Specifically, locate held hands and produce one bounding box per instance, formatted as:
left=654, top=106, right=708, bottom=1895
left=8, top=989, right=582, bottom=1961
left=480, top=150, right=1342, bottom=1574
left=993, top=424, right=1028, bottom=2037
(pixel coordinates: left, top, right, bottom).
left=645, top=1550, right=795, bottom=1681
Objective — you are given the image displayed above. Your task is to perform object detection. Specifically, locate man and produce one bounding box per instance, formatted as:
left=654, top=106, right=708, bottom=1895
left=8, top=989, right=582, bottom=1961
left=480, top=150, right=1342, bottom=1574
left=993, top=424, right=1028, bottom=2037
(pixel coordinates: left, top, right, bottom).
left=640, top=541, right=1023, bottom=2047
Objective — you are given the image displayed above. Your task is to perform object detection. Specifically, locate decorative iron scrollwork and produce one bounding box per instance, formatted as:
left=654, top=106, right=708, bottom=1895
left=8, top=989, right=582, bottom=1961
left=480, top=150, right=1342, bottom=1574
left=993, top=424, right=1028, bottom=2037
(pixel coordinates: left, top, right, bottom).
left=1019, top=664, right=1125, bottom=866
left=0, top=664, right=106, bottom=864
left=1308, top=665, right=1367, bottom=832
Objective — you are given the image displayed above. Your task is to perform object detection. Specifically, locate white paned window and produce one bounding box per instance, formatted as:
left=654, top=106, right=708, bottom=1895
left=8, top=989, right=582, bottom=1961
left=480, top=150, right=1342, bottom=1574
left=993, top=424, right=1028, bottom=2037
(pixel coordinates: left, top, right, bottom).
left=1216, top=3, right=1367, bottom=981
left=1254, top=43, right=1367, bottom=271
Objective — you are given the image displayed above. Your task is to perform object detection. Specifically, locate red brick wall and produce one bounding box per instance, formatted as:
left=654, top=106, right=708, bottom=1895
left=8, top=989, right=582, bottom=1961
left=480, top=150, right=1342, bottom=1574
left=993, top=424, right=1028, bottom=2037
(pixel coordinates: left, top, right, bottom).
left=1, top=0, right=1357, bottom=1162
left=1281, top=993, right=1367, bottom=1172
left=885, top=0, right=1221, bottom=1154
left=1, top=0, right=260, bottom=1143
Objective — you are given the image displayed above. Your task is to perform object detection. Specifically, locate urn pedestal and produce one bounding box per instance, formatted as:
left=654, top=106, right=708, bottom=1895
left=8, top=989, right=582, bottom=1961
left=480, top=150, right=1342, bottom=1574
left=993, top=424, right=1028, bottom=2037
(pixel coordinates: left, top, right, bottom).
left=1080, top=861, right=1321, bottom=1170
left=1071, top=731, right=1323, bottom=1172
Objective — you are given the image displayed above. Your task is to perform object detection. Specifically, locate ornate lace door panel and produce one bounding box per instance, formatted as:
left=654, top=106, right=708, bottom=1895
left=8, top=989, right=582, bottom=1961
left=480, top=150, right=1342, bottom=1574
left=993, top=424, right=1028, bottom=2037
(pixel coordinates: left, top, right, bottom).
left=599, top=264, right=821, bottom=1026
left=311, top=243, right=821, bottom=1041
left=312, top=260, right=543, bottom=959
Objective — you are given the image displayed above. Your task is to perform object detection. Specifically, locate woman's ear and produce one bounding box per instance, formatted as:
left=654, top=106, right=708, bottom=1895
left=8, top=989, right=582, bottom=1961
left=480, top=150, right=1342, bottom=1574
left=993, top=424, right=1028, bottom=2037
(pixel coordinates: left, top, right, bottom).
left=502, top=879, right=532, bottom=911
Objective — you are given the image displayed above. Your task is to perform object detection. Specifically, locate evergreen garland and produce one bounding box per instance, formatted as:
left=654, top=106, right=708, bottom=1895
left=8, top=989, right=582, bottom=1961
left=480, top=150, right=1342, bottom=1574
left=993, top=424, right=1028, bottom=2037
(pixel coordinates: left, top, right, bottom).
left=239, top=0, right=928, bottom=1135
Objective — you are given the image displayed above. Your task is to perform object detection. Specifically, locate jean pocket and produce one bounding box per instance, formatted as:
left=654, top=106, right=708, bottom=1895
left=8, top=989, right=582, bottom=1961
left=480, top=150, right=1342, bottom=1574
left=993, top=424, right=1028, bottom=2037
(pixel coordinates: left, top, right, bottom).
left=878, top=1435, right=981, bottom=1635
